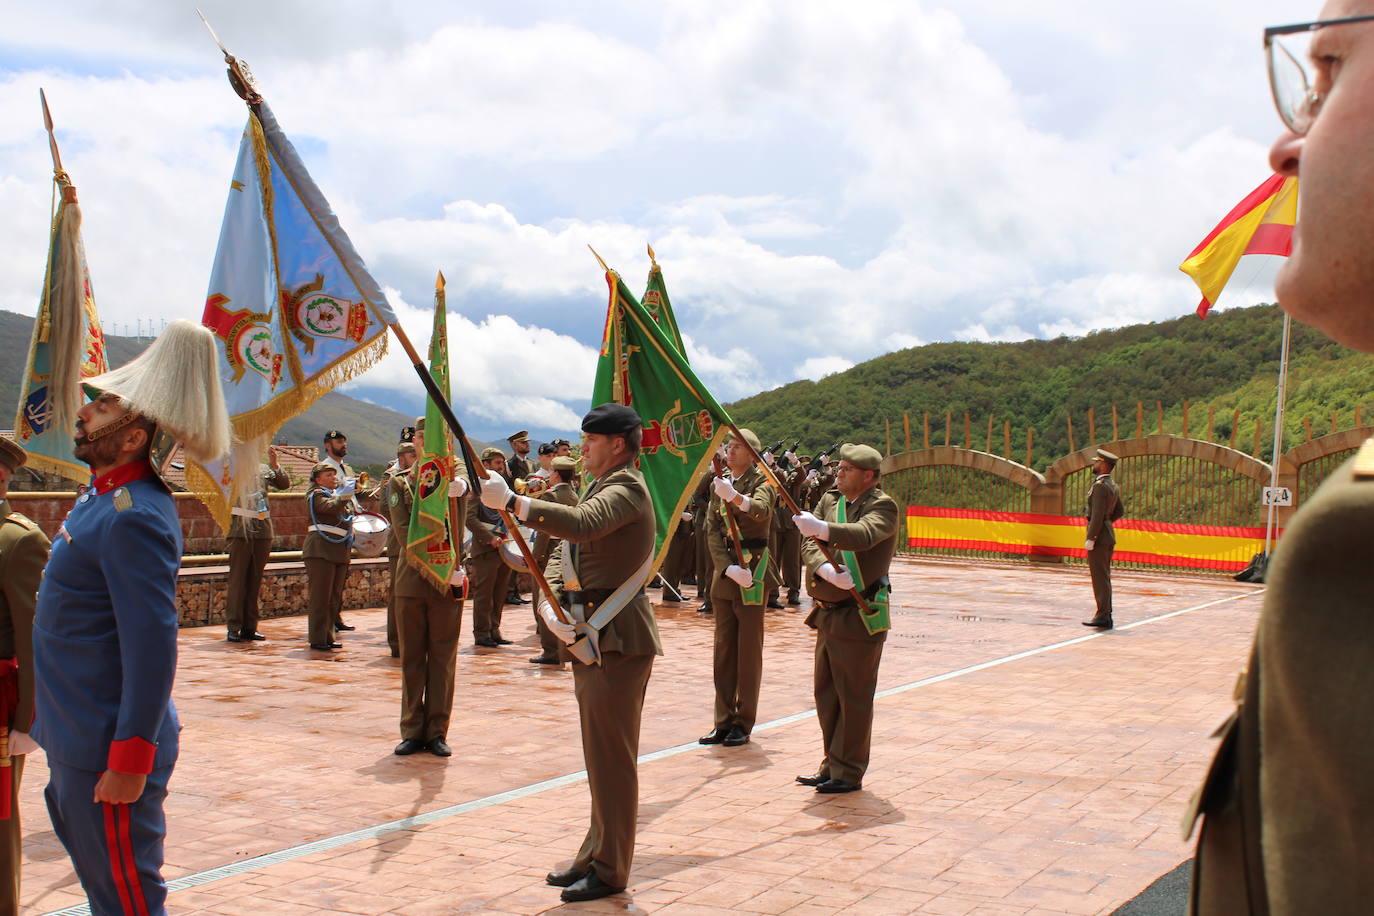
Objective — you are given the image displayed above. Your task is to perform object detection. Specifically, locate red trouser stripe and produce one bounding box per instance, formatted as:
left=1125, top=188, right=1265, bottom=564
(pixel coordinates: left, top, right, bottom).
left=117, top=804, right=150, bottom=916
left=102, top=803, right=150, bottom=916
left=103, top=804, right=136, bottom=916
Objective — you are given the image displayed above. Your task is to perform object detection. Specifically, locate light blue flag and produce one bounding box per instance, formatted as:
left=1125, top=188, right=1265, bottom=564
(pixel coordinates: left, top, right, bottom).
left=191, top=100, right=397, bottom=530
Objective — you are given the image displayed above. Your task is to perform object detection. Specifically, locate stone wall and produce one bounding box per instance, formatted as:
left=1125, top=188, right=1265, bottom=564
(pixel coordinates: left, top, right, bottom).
left=175, top=558, right=390, bottom=629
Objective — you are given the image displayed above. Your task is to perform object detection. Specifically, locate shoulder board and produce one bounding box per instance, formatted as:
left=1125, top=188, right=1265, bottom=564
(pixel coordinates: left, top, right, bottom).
left=112, top=487, right=134, bottom=512
left=1352, top=437, right=1374, bottom=481
left=4, top=512, right=38, bottom=531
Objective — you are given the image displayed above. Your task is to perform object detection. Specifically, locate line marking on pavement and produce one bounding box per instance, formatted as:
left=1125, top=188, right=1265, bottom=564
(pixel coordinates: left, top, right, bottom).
left=41, top=587, right=1261, bottom=915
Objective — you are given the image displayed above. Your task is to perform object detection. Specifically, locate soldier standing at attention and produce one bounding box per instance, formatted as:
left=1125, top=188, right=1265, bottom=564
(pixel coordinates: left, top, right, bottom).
left=0, top=439, right=47, bottom=913
left=699, top=428, right=777, bottom=749
left=224, top=445, right=289, bottom=642
left=387, top=419, right=467, bottom=757
left=1082, top=448, right=1123, bottom=629
left=528, top=456, right=580, bottom=666
left=465, top=448, right=514, bottom=647
left=792, top=443, right=898, bottom=794
left=1188, top=9, right=1374, bottom=911
left=479, top=403, right=661, bottom=903
left=32, top=320, right=230, bottom=916
left=303, top=463, right=356, bottom=652
left=319, top=429, right=358, bottom=632
left=384, top=436, right=418, bottom=658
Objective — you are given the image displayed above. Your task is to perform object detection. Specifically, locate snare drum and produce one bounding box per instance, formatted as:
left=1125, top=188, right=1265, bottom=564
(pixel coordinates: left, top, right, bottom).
left=498, top=525, right=538, bottom=573
left=351, top=511, right=392, bottom=558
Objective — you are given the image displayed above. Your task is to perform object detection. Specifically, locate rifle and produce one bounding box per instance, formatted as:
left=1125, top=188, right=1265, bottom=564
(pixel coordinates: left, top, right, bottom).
left=809, top=440, right=842, bottom=472
left=710, top=454, right=751, bottom=568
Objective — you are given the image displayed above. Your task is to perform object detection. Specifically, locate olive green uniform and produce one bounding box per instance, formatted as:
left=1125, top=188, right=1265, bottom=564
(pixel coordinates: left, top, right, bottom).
left=464, top=498, right=512, bottom=644
left=224, top=465, right=289, bottom=636
left=1085, top=473, right=1123, bottom=622
left=387, top=472, right=462, bottom=743
left=531, top=482, right=579, bottom=655
left=802, top=485, right=899, bottom=785
left=302, top=487, right=352, bottom=647
left=1189, top=448, right=1374, bottom=914
left=0, top=500, right=47, bottom=913
left=706, top=466, right=778, bottom=735
left=530, top=463, right=662, bottom=889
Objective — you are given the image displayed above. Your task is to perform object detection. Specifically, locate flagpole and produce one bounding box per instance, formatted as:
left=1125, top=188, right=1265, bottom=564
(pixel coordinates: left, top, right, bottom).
left=384, top=320, right=571, bottom=626
left=1263, top=312, right=1292, bottom=556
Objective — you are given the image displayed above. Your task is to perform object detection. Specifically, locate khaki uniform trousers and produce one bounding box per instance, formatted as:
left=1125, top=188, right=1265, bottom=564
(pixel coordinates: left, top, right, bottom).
left=304, top=557, right=348, bottom=646
left=712, top=598, right=765, bottom=733
left=814, top=630, right=885, bottom=785
left=397, top=593, right=462, bottom=741
left=572, top=652, right=654, bottom=889
left=1088, top=537, right=1115, bottom=618
left=780, top=525, right=801, bottom=598
left=386, top=552, right=400, bottom=656
left=225, top=536, right=271, bottom=635
left=0, top=755, right=24, bottom=915
left=468, top=551, right=511, bottom=642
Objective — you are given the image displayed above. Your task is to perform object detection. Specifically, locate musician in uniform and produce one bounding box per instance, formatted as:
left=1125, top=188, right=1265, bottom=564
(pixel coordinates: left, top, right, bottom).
left=529, top=456, right=580, bottom=666
left=792, top=443, right=898, bottom=794
left=465, top=447, right=513, bottom=648
left=700, top=428, right=777, bottom=749
left=479, top=403, right=661, bottom=903
left=32, top=320, right=230, bottom=915
left=319, top=430, right=358, bottom=632
left=224, top=446, right=289, bottom=642
left=303, top=463, right=356, bottom=652
left=1082, top=448, right=1123, bottom=629
left=0, top=439, right=46, bottom=913
left=383, top=438, right=418, bottom=658
left=387, top=419, right=467, bottom=757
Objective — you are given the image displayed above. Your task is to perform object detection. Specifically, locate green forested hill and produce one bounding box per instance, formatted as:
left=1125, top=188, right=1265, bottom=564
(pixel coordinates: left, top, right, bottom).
left=726, top=304, right=1374, bottom=469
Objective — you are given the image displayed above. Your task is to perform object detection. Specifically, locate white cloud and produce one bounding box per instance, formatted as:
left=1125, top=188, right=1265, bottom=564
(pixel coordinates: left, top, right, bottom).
left=796, top=356, right=854, bottom=381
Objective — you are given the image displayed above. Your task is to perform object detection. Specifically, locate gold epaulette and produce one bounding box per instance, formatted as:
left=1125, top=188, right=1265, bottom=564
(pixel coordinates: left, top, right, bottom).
left=112, top=487, right=134, bottom=512
left=1353, top=437, right=1374, bottom=480
left=3, top=513, right=37, bottom=531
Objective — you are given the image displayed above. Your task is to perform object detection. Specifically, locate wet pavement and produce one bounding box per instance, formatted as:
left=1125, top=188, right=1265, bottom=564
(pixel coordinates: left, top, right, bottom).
left=20, top=557, right=1260, bottom=915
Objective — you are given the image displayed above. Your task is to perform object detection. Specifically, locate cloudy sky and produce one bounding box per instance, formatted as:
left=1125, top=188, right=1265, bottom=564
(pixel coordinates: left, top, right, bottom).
left=1, top=1, right=1299, bottom=441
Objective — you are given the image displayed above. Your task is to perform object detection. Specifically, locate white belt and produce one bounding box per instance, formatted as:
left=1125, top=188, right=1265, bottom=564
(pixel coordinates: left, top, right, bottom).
left=309, top=523, right=348, bottom=536
left=232, top=507, right=269, bottom=520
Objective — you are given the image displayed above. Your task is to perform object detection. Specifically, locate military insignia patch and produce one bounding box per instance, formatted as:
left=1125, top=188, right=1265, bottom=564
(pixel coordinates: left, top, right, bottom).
left=112, top=488, right=133, bottom=512
left=390, top=492, right=399, bottom=507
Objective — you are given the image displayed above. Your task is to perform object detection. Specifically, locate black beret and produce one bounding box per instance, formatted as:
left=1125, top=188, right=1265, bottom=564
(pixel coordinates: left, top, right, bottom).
left=581, top=403, right=642, bottom=434
left=399, top=426, right=416, bottom=443
left=537, top=442, right=556, bottom=455
left=323, top=429, right=346, bottom=441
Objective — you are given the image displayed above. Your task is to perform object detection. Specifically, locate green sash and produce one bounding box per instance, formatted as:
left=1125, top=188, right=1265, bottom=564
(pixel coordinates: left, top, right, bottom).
left=837, top=495, right=891, bottom=635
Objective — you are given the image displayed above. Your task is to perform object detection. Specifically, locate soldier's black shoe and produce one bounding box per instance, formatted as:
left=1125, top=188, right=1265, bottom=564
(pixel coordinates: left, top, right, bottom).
left=767, top=600, right=784, bottom=610
left=545, top=866, right=590, bottom=888
left=475, top=637, right=500, bottom=647
left=493, top=636, right=513, bottom=645
left=309, top=643, right=342, bottom=651
left=816, top=778, right=861, bottom=794
left=243, top=631, right=266, bottom=641
left=795, top=773, right=828, bottom=787
left=394, top=738, right=425, bottom=756
left=226, top=631, right=245, bottom=642
left=507, top=594, right=530, bottom=605
left=560, top=871, right=624, bottom=902
left=427, top=738, right=452, bottom=757
left=334, top=621, right=356, bottom=631
left=529, top=654, right=561, bottom=665
left=786, top=593, right=801, bottom=607
left=698, top=727, right=729, bottom=745
left=1082, top=617, right=1114, bottom=629
left=723, top=725, right=750, bottom=747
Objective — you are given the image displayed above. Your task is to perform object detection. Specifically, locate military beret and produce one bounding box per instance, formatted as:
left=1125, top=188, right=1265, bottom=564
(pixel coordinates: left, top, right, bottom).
left=399, top=426, right=416, bottom=443
left=0, top=438, right=27, bottom=473
left=581, top=403, right=642, bottom=434
left=397, top=442, right=416, bottom=456
left=552, top=456, right=578, bottom=471
left=1095, top=448, right=1119, bottom=466
left=310, top=461, right=337, bottom=480
left=730, top=428, right=762, bottom=453
left=838, top=443, right=882, bottom=471
left=538, top=442, right=556, bottom=455
left=481, top=447, right=505, bottom=461
left=552, top=438, right=571, bottom=448
left=507, top=430, right=529, bottom=442
left=323, top=429, right=346, bottom=441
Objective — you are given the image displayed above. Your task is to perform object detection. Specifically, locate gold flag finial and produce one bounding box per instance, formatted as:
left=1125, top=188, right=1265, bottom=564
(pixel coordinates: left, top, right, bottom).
left=587, top=244, right=611, bottom=274
left=39, top=89, right=67, bottom=177
left=646, top=243, right=657, bottom=265
left=436, top=270, right=446, bottom=291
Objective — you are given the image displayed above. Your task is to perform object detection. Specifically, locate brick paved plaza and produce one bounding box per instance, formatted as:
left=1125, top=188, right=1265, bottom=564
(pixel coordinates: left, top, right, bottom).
left=19, top=558, right=1260, bottom=915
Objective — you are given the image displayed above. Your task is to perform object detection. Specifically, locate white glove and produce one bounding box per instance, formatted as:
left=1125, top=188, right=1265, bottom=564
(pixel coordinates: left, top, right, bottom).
left=8, top=730, right=37, bottom=756
left=793, top=511, right=830, bottom=540
left=1084, top=539, right=1095, bottom=550
left=820, top=454, right=831, bottom=467
left=816, top=562, right=855, bottom=590
left=538, top=601, right=576, bottom=645
left=448, top=567, right=467, bottom=588
left=712, top=476, right=739, bottom=502
left=784, top=450, right=798, bottom=465
left=680, top=511, right=693, bottom=522
left=337, top=477, right=357, bottom=496
left=725, top=564, right=754, bottom=588
left=449, top=477, right=469, bottom=498
left=805, top=469, right=819, bottom=483
left=479, top=474, right=513, bottom=510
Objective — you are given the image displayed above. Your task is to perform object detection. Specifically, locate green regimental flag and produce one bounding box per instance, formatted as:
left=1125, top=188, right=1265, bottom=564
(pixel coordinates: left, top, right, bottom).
left=405, top=273, right=458, bottom=591
left=642, top=245, right=687, bottom=357
left=592, top=266, right=732, bottom=576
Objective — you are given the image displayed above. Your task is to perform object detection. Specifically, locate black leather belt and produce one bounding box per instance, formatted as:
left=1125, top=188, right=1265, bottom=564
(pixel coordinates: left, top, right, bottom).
left=813, top=598, right=857, bottom=612
left=561, top=588, right=644, bottom=609
left=740, top=537, right=768, bottom=549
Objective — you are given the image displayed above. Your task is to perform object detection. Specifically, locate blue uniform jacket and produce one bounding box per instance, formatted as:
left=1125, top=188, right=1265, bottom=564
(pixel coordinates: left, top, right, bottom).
left=32, top=461, right=181, bottom=774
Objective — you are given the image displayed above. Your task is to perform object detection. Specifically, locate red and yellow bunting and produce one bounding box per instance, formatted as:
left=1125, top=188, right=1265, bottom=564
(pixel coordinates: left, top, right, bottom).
left=906, top=506, right=1271, bottom=572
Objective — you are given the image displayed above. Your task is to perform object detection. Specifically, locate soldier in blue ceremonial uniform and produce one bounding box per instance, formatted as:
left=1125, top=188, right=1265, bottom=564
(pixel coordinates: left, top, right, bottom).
left=31, top=321, right=229, bottom=916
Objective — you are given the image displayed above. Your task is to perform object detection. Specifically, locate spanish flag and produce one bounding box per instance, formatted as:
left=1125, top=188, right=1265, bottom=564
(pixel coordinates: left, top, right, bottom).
left=1180, top=174, right=1297, bottom=318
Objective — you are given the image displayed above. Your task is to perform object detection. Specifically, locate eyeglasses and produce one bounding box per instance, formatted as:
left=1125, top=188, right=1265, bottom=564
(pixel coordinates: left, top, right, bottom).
left=1266, top=15, right=1374, bottom=134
